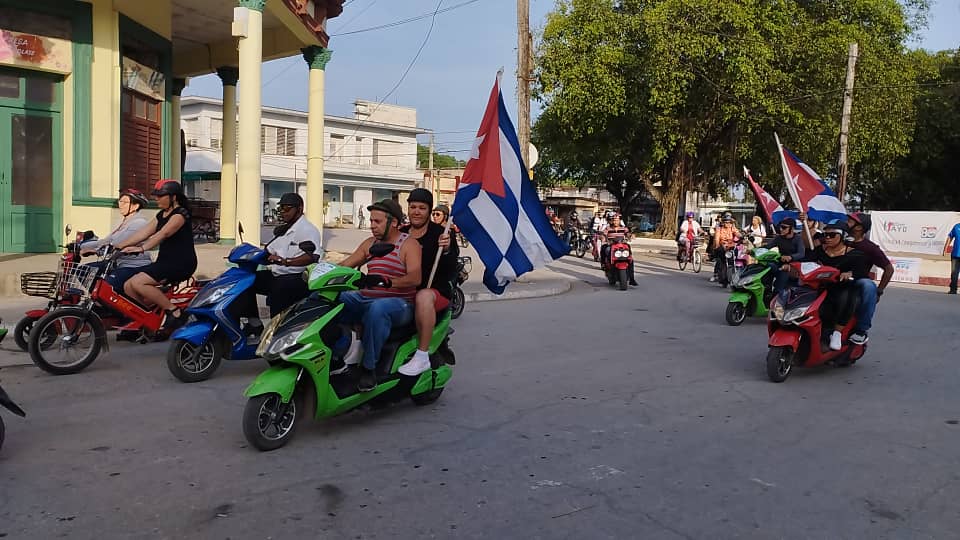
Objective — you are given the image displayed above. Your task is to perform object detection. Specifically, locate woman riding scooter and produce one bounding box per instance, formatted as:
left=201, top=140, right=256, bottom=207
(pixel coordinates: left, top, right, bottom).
left=115, top=180, right=198, bottom=331
left=790, top=220, right=869, bottom=351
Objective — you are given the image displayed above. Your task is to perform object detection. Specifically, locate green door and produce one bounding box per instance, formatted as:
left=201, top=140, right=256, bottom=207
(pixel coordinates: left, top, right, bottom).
left=0, top=69, right=62, bottom=253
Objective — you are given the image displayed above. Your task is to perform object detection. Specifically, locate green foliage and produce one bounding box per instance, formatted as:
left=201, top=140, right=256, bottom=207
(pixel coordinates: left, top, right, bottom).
left=533, top=0, right=934, bottom=237
left=417, top=144, right=465, bottom=170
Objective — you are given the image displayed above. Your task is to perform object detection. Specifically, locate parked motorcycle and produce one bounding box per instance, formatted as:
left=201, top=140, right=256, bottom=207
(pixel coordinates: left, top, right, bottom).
left=725, top=247, right=781, bottom=325
left=450, top=256, right=471, bottom=320
left=166, top=232, right=315, bottom=383
left=241, top=242, right=455, bottom=451
left=601, top=238, right=633, bottom=291
left=27, top=251, right=202, bottom=375
left=0, top=376, right=26, bottom=452
left=765, top=262, right=867, bottom=382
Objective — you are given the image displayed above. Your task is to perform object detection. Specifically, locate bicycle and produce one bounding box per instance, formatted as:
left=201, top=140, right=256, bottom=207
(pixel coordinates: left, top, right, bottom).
left=678, top=236, right=703, bottom=273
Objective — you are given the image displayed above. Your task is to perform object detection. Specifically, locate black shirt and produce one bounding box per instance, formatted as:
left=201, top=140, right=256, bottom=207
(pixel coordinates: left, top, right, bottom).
left=764, top=234, right=805, bottom=259
left=801, top=245, right=871, bottom=279
left=400, top=221, right=460, bottom=299
left=156, top=207, right=197, bottom=269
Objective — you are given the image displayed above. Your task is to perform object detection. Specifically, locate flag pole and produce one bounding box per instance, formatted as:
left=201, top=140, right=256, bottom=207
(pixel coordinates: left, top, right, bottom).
left=774, top=133, right=814, bottom=247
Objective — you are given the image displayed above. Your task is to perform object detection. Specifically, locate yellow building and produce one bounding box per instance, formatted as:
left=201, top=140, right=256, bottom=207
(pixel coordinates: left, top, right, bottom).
left=0, top=0, right=343, bottom=252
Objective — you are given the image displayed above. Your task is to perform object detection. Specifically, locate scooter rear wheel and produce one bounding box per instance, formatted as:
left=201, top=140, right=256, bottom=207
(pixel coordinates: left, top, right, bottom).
left=766, top=346, right=793, bottom=383
left=243, top=392, right=304, bottom=452
left=29, top=308, right=104, bottom=375
left=166, top=338, right=224, bottom=383
left=411, top=387, right=444, bottom=406
left=13, top=315, right=40, bottom=352
left=450, top=287, right=465, bottom=320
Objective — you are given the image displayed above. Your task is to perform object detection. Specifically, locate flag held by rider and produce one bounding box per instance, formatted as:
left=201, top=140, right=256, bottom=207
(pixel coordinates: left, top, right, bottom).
left=774, top=134, right=848, bottom=224
left=743, top=166, right=795, bottom=225
left=450, top=74, right=567, bottom=294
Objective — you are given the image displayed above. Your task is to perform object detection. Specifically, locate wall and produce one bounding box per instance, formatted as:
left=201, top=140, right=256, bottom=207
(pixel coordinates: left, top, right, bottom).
left=111, top=0, right=171, bottom=40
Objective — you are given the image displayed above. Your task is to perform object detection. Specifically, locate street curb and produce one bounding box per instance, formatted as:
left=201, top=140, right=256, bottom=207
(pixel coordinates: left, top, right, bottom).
left=467, top=279, right=573, bottom=303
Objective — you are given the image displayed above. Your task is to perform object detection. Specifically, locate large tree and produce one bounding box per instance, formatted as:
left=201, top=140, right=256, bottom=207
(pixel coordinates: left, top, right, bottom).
left=533, top=0, right=929, bottom=237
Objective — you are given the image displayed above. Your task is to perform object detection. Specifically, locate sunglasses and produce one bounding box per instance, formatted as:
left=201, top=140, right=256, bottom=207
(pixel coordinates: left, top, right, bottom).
left=432, top=212, right=444, bottom=217
left=823, top=231, right=843, bottom=238
left=779, top=225, right=791, bottom=230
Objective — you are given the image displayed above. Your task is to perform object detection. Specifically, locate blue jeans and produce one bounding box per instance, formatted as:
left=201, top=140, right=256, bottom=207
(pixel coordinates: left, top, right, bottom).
left=853, top=278, right=878, bottom=333
left=337, top=291, right=413, bottom=371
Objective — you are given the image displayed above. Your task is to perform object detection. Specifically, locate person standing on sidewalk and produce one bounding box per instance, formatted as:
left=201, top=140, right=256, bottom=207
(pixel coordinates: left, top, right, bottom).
left=944, top=220, right=960, bottom=294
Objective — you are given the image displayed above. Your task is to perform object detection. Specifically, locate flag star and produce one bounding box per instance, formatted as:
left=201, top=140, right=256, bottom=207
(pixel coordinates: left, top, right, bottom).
left=791, top=174, right=803, bottom=192
left=469, top=133, right=486, bottom=161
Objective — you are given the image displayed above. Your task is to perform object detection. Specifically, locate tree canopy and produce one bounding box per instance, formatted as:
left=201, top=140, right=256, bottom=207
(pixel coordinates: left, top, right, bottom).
left=533, top=0, right=940, bottom=236
left=417, top=144, right=465, bottom=170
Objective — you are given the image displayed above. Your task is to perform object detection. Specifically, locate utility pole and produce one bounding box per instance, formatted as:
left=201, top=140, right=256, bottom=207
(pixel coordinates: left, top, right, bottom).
left=836, top=42, right=859, bottom=201
left=428, top=132, right=435, bottom=200
left=517, top=0, right=532, bottom=169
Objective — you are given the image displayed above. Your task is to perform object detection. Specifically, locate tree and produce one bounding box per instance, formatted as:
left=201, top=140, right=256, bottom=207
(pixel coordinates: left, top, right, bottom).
left=417, top=144, right=465, bottom=170
left=533, top=0, right=929, bottom=237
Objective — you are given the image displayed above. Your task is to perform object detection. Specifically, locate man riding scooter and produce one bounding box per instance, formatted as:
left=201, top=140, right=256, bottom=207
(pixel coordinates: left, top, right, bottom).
left=711, top=216, right=739, bottom=283
left=337, top=199, right=422, bottom=392
left=241, top=193, right=322, bottom=339
left=845, top=212, right=894, bottom=345
left=764, top=217, right=805, bottom=292
left=601, top=214, right=638, bottom=286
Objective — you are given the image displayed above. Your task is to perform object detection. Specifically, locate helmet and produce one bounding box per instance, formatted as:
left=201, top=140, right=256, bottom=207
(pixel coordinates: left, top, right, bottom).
left=120, top=188, right=148, bottom=208
left=685, top=211, right=695, bottom=218
left=823, top=219, right=849, bottom=233
left=152, top=179, right=182, bottom=197
left=723, top=211, right=733, bottom=220
left=849, top=211, right=872, bottom=232
left=407, top=188, right=434, bottom=208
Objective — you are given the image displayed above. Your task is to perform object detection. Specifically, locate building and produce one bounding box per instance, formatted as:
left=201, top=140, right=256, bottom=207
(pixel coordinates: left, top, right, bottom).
left=0, top=0, right=345, bottom=253
left=182, top=97, right=424, bottom=226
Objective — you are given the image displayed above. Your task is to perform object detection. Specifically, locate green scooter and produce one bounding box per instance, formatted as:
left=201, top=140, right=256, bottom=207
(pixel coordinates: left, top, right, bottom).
left=725, top=247, right=782, bottom=326
left=242, top=243, right=454, bottom=451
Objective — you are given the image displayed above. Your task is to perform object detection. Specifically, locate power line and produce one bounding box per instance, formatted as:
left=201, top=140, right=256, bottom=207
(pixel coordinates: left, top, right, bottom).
left=330, top=0, right=481, bottom=37
left=332, top=0, right=379, bottom=34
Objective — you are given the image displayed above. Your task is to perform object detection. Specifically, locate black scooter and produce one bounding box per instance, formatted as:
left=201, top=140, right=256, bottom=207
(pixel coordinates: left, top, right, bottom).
left=0, top=378, right=26, bottom=452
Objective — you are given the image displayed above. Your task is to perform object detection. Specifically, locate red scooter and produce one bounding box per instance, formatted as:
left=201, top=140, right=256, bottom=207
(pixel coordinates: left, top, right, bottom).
left=27, top=251, right=202, bottom=375
left=765, top=262, right=867, bottom=382
left=601, top=237, right=633, bottom=291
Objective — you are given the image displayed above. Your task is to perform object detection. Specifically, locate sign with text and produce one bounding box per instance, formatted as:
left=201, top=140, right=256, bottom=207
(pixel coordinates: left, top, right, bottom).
left=870, top=211, right=960, bottom=256
left=122, top=57, right=165, bottom=101
left=0, top=29, right=72, bottom=73
left=886, top=257, right=922, bottom=284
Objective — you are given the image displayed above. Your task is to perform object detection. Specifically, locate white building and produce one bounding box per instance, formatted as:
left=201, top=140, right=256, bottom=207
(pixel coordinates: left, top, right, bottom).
left=180, top=96, right=425, bottom=225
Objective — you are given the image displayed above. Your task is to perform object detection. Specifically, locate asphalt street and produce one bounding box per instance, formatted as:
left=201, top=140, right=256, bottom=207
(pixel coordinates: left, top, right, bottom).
left=1, top=253, right=958, bottom=539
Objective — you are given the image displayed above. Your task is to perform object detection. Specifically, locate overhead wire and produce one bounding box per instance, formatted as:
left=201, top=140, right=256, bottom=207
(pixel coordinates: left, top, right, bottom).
left=330, top=0, right=482, bottom=37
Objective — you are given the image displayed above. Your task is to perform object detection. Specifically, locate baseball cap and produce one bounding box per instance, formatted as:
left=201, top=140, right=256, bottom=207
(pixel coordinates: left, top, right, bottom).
left=278, top=193, right=304, bottom=207
left=368, top=199, right=404, bottom=221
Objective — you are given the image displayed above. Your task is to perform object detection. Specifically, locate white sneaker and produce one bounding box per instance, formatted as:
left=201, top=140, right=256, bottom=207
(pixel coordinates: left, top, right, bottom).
left=829, top=331, right=843, bottom=351
left=399, top=351, right=431, bottom=376
left=342, top=332, right=362, bottom=365
left=709, top=276, right=717, bottom=283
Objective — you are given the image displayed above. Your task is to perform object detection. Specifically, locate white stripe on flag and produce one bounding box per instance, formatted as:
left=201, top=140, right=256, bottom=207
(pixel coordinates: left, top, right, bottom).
left=467, top=190, right=514, bottom=254
left=494, top=258, right=518, bottom=284
left=499, top=128, right=523, bottom=197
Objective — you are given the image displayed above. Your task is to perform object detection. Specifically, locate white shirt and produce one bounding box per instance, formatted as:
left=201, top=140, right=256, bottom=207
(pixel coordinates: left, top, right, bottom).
left=268, top=216, right=322, bottom=276
left=680, top=220, right=703, bottom=237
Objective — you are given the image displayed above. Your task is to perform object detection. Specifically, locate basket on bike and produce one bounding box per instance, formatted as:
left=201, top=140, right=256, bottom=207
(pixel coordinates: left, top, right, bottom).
left=53, top=260, right=100, bottom=298
left=20, top=271, right=58, bottom=299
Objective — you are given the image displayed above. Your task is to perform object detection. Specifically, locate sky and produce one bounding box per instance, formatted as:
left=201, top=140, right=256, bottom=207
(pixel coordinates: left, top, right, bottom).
left=183, top=0, right=960, bottom=160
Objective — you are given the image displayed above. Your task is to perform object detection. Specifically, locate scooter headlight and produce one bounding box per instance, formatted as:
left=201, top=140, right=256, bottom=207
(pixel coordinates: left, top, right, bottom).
left=734, top=274, right=756, bottom=288
left=263, top=323, right=309, bottom=358
left=191, top=283, right=235, bottom=308
left=782, top=307, right=809, bottom=323
left=771, top=298, right=785, bottom=320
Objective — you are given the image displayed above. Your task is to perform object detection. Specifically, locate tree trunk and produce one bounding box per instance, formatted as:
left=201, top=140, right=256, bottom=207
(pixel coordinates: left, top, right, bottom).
left=652, top=152, right=690, bottom=239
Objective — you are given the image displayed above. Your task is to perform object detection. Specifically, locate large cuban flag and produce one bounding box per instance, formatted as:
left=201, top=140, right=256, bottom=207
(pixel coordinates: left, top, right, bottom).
left=451, top=76, right=567, bottom=294
left=775, top=134, right=848, bottom=224
left=744, top=166, right=796, bottom=225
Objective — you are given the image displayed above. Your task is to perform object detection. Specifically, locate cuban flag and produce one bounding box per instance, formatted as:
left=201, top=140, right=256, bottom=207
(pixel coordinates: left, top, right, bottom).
left=451, top=76, right=567, bottom=294
left=744, top=166, right=796, bottom=225
left=775, top=134, right=848, bottom=224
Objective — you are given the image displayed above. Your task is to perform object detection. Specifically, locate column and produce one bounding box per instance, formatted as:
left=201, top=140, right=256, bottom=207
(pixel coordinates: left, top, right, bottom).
left=235, top=0, right=265, bottom=245
left=170, top=78, right=187, bottom=180
left=217, top=66, right=239, bottom=243
left=301, top=45, right=332, bottom=233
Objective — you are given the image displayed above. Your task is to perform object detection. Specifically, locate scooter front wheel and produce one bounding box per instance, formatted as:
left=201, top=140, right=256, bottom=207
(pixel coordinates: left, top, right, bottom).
left=29, top=308, right=104, bottom=375
left=243, top=392, right=304, bottom=451
left=766, top=346, right=793, bottom=383
left=617, top=269, right=628, bottom=291
left=725, top=302, right=747, bottom=326
left=166, top=338, right=224, bottom=383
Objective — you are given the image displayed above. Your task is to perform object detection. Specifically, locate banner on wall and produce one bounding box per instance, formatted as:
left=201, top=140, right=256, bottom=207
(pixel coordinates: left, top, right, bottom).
left=885, top=257, right=922, bottom=284
left=0, top=29, right=72, bottom=73
left=869, top=211, right=960, bottom=256
left=122, top=57, right=165, bottom=101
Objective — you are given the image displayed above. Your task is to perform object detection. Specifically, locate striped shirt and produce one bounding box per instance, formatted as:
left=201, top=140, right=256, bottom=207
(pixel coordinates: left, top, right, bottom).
left=606, top=226, right=629, bottom=242
left=361, top=233, right=417, bottom=301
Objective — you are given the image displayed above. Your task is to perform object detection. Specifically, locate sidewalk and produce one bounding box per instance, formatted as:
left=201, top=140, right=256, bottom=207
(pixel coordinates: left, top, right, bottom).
left=0, top=228, right=574, bottom=302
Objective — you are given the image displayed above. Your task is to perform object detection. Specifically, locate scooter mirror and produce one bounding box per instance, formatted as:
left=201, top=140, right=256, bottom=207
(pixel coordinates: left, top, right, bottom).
left=65, top=224, right=72, bottom=237
left=299, top=241, right=316, bottom=254
left=82, top=230, right=95, bottom=241
left=369, top=242, right=394, bottom=258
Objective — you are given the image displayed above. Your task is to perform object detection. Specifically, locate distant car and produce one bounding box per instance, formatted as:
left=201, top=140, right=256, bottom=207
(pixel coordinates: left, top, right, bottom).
left=635, top=220, right=656, bottom=233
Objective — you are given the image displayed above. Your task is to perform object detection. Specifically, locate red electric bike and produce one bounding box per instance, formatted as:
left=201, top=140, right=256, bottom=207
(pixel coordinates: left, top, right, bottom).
left=27, top=251, right=203, bottom=375
left=601, top=237, right=633, bottom=291
left=765, top=262, right=867, bottom=382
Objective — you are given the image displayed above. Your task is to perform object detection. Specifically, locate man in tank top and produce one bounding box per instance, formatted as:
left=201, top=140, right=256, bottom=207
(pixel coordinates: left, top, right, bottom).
left=338, top=199, right=423, bottom=392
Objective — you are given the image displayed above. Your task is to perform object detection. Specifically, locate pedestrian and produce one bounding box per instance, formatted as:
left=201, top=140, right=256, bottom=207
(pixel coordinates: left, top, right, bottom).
left=357, top=207, right=366, bottom=229
left=944, top=220, right=960, bottom=294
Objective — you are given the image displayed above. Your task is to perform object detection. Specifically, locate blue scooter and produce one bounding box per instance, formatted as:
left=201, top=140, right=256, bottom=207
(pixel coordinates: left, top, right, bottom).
left=165, top=225, right=317, bottom=383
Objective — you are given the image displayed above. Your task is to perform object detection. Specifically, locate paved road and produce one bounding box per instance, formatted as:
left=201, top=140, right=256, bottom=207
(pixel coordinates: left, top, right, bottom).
left=1, top=254, right=959, bottom=539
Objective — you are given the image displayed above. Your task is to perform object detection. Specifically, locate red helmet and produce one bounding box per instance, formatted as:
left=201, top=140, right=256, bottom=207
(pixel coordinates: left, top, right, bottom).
left=119, top=188, right=148, bottom=208
left=152, top=179, right=182, bottom=197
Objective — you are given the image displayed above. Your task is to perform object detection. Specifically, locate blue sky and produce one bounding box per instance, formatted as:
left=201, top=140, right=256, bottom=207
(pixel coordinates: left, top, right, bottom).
left=184, top=0, right=960, bottom=158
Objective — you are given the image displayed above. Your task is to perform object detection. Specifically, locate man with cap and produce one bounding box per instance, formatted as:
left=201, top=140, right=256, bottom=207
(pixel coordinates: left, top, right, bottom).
left=339, top=199, right=422, bottom=392
left=764, top=217, right=805, bottom=292
left=242, top=193, right=322, bottom=336
left=846, top=212, right=893, bottom=344
left=395, top=188, right=460, bottom=376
